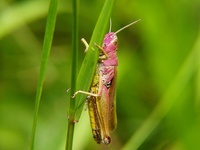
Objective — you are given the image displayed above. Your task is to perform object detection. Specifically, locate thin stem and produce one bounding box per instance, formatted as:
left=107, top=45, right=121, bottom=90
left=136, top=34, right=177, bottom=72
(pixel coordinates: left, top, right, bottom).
left=66, top=0, right=78, bottom=149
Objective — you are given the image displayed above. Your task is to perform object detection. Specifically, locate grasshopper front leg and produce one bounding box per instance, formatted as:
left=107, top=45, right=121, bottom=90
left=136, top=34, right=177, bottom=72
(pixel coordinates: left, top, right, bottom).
left=94, top=43, right=108, bottom=59
left=81, top=38, right=108, bottom=60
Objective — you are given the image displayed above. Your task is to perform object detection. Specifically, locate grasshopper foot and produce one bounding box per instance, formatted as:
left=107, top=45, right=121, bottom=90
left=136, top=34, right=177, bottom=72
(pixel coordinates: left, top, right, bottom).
left=66, top=88, right=71, bottom=93
left=81, top=38, right=89, bottom=53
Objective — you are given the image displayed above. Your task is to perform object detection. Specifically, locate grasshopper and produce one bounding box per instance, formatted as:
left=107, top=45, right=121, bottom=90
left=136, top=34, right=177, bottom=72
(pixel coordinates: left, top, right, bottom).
left=72, top=19, right=141, bottom=144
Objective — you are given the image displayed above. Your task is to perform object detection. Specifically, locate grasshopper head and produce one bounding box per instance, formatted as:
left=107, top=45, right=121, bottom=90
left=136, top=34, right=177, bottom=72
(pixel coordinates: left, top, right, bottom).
left=103, top=32, right=118, bottom=53
left=102, top=19, right=141, bottom=54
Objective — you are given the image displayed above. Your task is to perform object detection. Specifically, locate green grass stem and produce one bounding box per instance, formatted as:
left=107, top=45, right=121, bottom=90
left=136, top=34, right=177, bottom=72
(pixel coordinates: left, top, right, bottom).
left=66, top=0, right=78, bottom=149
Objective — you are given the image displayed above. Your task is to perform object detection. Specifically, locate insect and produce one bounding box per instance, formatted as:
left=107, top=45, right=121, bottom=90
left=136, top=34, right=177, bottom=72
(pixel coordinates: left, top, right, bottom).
left=72, top=19, right=141, bottom=144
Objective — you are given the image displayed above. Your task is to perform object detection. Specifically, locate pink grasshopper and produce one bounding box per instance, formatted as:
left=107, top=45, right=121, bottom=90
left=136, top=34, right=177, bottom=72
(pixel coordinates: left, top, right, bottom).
left=72, top=19, right=141, bottom=144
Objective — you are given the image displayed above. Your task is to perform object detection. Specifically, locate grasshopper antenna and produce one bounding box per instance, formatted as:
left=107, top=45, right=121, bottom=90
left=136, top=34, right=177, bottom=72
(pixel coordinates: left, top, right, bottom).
left=115, top=19, right=141, bottom=34
left=109, top=18, right=112, bottom=32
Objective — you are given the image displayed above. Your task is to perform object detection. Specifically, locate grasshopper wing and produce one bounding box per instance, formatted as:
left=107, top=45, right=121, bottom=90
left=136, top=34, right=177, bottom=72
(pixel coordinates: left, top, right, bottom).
left=108, top=66, right=117, bottom=132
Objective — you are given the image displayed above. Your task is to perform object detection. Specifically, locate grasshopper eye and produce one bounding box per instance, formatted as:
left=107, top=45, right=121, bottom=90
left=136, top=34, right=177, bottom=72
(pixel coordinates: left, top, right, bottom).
left=112, top=39, right=118, bottom=46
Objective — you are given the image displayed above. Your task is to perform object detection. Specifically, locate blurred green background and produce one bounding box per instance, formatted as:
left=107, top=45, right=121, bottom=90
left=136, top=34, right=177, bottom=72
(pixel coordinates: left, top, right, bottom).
left=0, top=0, right=200, bottom=150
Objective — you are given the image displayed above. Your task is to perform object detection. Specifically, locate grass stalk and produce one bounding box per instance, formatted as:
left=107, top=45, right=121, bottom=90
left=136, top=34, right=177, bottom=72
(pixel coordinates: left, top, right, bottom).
left=66, top=0, right=79, bottom=149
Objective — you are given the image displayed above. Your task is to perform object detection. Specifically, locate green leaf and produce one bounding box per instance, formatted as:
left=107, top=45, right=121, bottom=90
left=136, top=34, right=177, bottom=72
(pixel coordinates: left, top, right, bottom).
left=74, top=0, right=115, bottom=121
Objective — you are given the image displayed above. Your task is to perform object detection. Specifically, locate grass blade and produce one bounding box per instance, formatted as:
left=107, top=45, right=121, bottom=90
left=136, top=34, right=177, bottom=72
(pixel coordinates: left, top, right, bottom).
left=30, top=0, right=58, bottom=149
left=74, top=0, right=114, bottom=120
left=122, top=26, right=200, bottom=150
